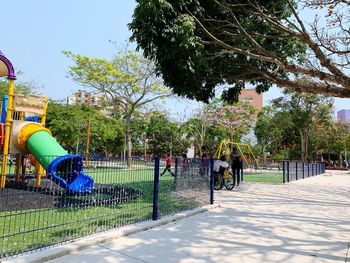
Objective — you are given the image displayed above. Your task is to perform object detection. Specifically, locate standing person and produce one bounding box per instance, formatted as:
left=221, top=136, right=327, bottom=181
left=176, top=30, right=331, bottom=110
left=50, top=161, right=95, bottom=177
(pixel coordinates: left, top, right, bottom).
left=161, top=153, right=175, bottom=176
left=25, top=154, right=33, bottom=174
left=181, top=153, right=190, bottom=176
left=201, top=145, right=209, bottom=159
left=200, top=145, right=210, bottom=177
left=231, top=147, right=242, bottom=186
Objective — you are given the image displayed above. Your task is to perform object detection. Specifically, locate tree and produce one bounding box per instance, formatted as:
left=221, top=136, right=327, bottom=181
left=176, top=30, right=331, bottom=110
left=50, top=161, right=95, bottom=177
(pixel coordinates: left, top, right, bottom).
left=46, top=102, right=124, bottom=156
left=129, top=111, right=149, bottom=158
left=64, top=49, right=173, bottom=166
left=254, top=106, right=285, bottom=161
left=182, top=104, right=209, bottom=155
left=321, top=121, right=350, bottom=164
left=0, top=79, right=36, bottom=100
left=146, top=111, right=190, bottom=156
left=271, top=90, right=333, bottom=161
left=130, top=0, right=350, bottom=102
left=207, top=102, right=255, bottom=142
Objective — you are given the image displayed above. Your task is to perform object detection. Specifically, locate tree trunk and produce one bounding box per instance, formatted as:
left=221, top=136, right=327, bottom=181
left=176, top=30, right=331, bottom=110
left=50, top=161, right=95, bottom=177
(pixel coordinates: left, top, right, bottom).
left=262, top=145, right=266, bottom=164
left=125, top=115, right=133, bottom=168
left=127, top=131, right=132, bottom=168
left=305, top=134, right=309, bottom=161
left=300, top=130, right=305, bottom=161
left=299, top=128, right=309, bottom=162
left=143, top=133, right=147, bottom=161
left=327, top=144, right=331, bottom=162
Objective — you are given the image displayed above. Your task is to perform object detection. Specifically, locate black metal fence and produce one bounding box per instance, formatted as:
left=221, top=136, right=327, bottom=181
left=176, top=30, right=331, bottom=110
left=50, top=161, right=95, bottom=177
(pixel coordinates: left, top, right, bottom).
left=0, top=155, right=212, bottom=259
left=282, top=161, right=325, bottom=183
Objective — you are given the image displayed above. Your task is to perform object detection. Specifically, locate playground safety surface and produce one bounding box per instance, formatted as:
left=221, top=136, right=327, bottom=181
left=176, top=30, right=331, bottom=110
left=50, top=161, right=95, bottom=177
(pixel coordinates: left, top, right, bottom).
left=0, top=181, right=142, bottom=212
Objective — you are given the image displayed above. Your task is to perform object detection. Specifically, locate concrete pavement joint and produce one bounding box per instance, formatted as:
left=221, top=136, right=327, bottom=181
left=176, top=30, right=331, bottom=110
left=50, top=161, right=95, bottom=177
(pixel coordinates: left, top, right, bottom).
left=3, top=204, right=220, bottom=263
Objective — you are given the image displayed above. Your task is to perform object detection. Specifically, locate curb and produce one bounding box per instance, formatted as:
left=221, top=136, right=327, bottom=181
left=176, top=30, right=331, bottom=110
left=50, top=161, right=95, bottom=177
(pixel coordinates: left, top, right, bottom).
left=4, top=204, right=220, bottom=263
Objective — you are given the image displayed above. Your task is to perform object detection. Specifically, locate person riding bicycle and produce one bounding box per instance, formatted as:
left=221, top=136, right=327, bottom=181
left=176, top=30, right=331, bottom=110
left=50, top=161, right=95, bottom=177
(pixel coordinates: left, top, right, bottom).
left=214, top=155, right=229, bottom=177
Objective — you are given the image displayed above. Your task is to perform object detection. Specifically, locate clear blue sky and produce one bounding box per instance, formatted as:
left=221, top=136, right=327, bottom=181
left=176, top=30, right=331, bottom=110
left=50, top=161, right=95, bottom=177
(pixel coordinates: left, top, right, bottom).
left=1, top=0, right=349, bottom=118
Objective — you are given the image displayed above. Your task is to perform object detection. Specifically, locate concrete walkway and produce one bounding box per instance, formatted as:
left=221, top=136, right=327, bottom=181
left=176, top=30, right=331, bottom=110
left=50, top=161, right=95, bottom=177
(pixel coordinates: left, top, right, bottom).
left=7, top=171, right=350, bottom=263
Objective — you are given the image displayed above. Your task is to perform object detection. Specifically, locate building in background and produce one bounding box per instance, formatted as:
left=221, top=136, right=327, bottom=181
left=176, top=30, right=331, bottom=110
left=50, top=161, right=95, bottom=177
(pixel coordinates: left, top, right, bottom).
left=238, top=89, right=263, bottom=144
left=66, top=90, right=106, bottom=106
left=238, top=89, right=263, bottom=114
left=337, top=109, right=350, bottom=122
left=66, top=90, right=113, bottom=115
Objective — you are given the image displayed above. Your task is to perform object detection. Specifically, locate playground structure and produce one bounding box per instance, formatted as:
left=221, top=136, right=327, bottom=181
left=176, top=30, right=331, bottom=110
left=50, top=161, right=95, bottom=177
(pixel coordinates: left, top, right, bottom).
left=214, top=140, right=259, bottom=169
left=0, top=51, right=93, bottom=193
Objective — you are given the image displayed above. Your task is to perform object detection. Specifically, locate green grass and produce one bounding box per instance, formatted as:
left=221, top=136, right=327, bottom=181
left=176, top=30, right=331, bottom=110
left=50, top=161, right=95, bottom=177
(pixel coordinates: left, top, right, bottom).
left=87, top=167, right=155, bottom=185
left=243, top=172, right=283, bottom=184
left=0, top=169, right=199, bottom=257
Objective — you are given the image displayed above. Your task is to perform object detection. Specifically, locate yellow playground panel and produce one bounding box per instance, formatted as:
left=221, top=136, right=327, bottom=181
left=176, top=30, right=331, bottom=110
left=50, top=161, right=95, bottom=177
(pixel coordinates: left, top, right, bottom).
left=214, top=140, right=259, bottom=169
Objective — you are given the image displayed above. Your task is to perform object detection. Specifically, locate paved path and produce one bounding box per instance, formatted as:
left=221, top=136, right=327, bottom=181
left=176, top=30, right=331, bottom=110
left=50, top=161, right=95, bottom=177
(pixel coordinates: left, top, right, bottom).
left=8, top=171, right=350, bottom=263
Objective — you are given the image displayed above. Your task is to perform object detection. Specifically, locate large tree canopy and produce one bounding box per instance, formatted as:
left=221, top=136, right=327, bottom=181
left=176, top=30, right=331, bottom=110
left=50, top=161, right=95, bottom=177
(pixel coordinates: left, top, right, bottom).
left=129, top=0, right=350, bottom=102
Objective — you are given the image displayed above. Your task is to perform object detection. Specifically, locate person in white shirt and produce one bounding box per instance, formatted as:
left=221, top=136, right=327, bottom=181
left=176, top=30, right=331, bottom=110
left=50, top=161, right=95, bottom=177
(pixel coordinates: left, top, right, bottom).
left=214, top=155, right=229, bottom=175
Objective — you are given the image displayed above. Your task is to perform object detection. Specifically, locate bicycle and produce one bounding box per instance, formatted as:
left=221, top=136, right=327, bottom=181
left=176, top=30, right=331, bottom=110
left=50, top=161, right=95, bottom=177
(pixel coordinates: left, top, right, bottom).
left=214, top=171, right=223, bottom=190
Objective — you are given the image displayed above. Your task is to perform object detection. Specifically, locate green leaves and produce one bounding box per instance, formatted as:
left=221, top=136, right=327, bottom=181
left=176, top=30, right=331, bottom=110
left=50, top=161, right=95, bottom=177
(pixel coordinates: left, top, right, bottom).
left=256, top=90, right=334, bottom=160
left=0, top=79, right=37, bottom=101
left=64, top=48, right=173, bottom=161
left=129, top=0, right=306, bottom=103
left=46, top=103, right=124, bottom=155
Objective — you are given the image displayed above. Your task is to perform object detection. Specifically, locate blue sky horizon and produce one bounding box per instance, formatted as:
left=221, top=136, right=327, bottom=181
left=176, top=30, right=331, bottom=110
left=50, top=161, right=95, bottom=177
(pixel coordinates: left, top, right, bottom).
left=1, top=0, right=349, bottom=119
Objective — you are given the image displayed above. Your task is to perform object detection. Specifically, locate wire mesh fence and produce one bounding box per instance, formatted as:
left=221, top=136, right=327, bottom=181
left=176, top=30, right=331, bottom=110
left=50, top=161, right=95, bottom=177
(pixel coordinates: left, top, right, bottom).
left=0, top=154, right=212, bottom=259
left=157, top=157, right=210, bottom=218
left=241, top=160, right=325, bottom=184
left=239, top=160, right=283, bottom=184
left=283, top=161, right=325, bottom=183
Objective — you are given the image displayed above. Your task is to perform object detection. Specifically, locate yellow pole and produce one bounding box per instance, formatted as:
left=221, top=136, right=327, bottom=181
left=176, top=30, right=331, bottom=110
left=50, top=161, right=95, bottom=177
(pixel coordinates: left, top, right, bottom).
left=35, top=161, right=42, bottom=186
left=85, top=115, right=91, bottom=167
left=246, top=144, right=260, bottom=169
left=236, top=143, right=249, bottom=169
left=1, top=79, right=15, bottom=188
left=36, top=95, right=48, bottom=186
left=41, top=96, right=48, bottom=127
left=214, top=140, right=226, bottom=159
left=214, top=142, right=221, bottom=159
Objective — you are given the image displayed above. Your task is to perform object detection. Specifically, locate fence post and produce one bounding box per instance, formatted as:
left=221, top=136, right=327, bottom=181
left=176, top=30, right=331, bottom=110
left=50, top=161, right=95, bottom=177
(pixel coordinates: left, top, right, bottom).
left=315, top=163, right=317, bottom=175
left=307, top=162, right=310, bottom=177
left=295, top=162, right=298, bottom=181
left=152, top=157, right=160, bottom=221
left=174, top=157, right=178, bottom=177
left=287, top=161, right=290, bottom=182
left=302, top=162, right=305, bottom=179
left=240, top=160, right=244, bottom=182
left=283, top=161, right=286, bottom=183
left=210, top=158, right=214, bottom=205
